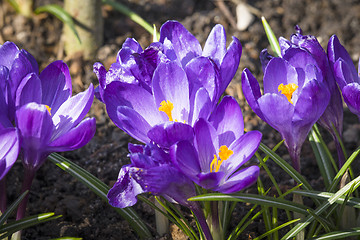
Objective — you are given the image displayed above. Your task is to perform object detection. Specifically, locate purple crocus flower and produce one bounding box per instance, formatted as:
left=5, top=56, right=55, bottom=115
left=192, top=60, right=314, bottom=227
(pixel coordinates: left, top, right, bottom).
left=0, top=128, right=19, bottom=181
left=107, top=142, right=213, bottom=239
left=94, top=20, right=242, bottom=106
left=328, top=35, right=360, bottom=120
left=170, top=96, right=261, bottom=193
left=242, top=48, right=330, bottom=172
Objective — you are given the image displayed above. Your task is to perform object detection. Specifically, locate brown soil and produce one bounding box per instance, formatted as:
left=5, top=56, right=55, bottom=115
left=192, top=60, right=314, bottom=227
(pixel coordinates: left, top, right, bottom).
left=1, top=0, right=360, bottom=239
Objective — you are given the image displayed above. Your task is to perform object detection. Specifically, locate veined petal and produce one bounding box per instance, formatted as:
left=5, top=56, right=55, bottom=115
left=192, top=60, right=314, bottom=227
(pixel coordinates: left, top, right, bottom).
left=147, top=121, right=194, bottom=148
left=52, top=84, right=94, bottom=140
left=159, top=20, right=202, bottom=66
left=0, top=42, right=20, bottom=68
left=241, top=69, right=265, bottom=121
left=40, top=60, right=72, bottom=113
left=194, top=118, right=218, bottom=172
left=223, top=131, right=262, bottom=177
left=209, top=96, right=244, bottom=146
left=103, top=81, right=162, bottom=125
left=215, top=166, right=259, bottom=193
left=333, top=59, right=356, bottom=89
left=152, top=61, right=190, bottom=122
left=190, top=87, right=212, bottom=126
left=197, top=171, right=225, bottom=190
left=107, top=166, right=145, bottom=208
left=219, top=37, right=242, bottom=96
left=48, top=118, right=96, bottom=152
left=15, top=73, right=42, bottom=108
left=342, top=83, right=360, bottom=118
left=0, top=128, right=19, bottom=180
left=202, top=24, right=227, bottom=66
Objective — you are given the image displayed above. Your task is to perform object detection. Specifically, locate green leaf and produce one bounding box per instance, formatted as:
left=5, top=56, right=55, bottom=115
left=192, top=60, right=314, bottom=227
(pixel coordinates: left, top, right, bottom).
left=102, top=0, right=156, bottom=38
left=261, top=16, right=281, bottom=57
left=34, top=4, right=81, bottom=43
left=0, top=191, right=28, bottom=226
left=49, top=238, right=82, bottom=240
left=48, top=153, right=152, bottom=239
left=5, top=0, right=20, bottom=13
left=0, top=213, right=61, bottom=238
left=253, top=218, right=300, bottom=240
left=310, top=227, right=360, bottom=240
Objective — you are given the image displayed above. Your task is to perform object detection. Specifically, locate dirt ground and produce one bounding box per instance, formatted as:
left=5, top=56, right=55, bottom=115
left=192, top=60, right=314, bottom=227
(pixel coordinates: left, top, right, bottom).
left=1, top=0, right=360, bottom=239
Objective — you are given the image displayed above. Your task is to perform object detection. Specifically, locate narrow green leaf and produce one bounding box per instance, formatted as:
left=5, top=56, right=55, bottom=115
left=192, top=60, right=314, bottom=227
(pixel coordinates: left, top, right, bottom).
left=253, top=219, right=300, bottom=240
left=0, top=191, right=28, bottom=226
left=50, top=238, right=82, bottom=240
left=310, top=227, right=360, bottom=240
left=261, top=16, right=281, bottom=57
left=48, top=153, right=151, bottom=239
left=102, top=0, right=155, bottom=37
left=0, top=213, right=61, bottom=238
left=34, top=4, right=81, bottom=44
left=306, top=208, right=332, bottom=233
left=227, top=204, right=259, bottom=240
left=5, top=0, right=20, bottom=13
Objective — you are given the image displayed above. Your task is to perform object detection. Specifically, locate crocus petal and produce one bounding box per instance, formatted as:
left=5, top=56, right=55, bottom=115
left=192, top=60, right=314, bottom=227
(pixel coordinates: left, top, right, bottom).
left=0, top=128, right=19, bottom=180
left=48, top=118, right=96, bottom=152
left=0, top=42, right=20, bottom=68
left=0, top=85, right=12, bottom=129
left=241, top=68, right=265, bottom=121
left=147, top=121, right=194, bottom=148
left=52, top=84, right=94, bottom=140
left=152, top=61, right=190, bottom=122
left=170, top=140, right=201, bottom=179
left=263, top=58, right=298, bottom=94
left=215, top=166, right=259, bottom=193
left=333, top=59, right=355, bottom=89
left=194, top=118, right=218, bottom=172
left=110, top=106, right=152, bottom=144
left=219, top=37, right=242, bottom=95
left=190, top=87, right=212, bottom=126
left=342, top=83, right=360, bottom=118
left=209, top=96, right=244, bottom=146
left=103, top=81, right=162, bottom=125
left=197, top=171, right=225, bottom=190
left=202, top=24, right=227, bottom=66
left=222, top=130, right=262, bottom=177
left=15, top=73, right=42, bottom=108
left=40, top=60, right=72, bottom=114
left=159, top=21, right=202, bottom=66
left=118, top=38, right=143, bottom=63
left=16, top=103, right=53, bottom=169
left=107, top=166, right=145, bottom=208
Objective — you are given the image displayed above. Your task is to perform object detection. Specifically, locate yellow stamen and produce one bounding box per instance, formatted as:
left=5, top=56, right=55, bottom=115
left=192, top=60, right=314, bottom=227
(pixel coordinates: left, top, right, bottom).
left=45, top=105, right=52, bottom=116
left=278, top=83, right=298, bottom=104
left=159, top=100, right=174, bottom=121
left=210, top=145, right=234, bottom=172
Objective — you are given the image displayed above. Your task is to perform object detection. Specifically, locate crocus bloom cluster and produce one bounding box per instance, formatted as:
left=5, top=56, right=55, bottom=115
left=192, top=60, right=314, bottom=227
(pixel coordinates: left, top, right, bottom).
left=242, top=47, right=330, bottom=172
left=328, top=35, right=360, bottom=120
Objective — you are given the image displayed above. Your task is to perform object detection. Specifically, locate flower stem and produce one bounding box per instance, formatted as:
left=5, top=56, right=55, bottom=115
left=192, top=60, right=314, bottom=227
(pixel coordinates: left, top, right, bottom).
left=0, top=177, right=6, bottom=214
left=191, top=203, right=213, bottom=240
left=16, top=167, right=35, bottom=220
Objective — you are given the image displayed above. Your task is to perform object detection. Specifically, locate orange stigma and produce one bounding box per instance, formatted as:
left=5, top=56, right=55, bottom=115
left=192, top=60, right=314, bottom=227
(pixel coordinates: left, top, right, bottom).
left=45, top=105, right=52, bottom=116
left=210, top=145, right=234, bottom=172
left=278, top=83, right=298, bottom=104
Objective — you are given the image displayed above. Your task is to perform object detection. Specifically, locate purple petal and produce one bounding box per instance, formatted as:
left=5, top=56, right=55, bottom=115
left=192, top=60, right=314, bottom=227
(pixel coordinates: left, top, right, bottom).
left=48, top=118, right=96, bottom=152
left=197, top=171, right=225, bottom=190
left=219, top=37, right=242, bottom=95
left=118, top=38, right=143, bottom=63
left=93, top=62, right=107, bottom=102
left=0, top=128, right=19, bottom=180
left=342, top=83, right=360, bottom=118
left=170, top=140, right=201, bottom=179
left=159, top=21, right=202, bottom=66
left=52, top=84, right=94, bottom=140
left=333, top=59, right=356, bottom=89
left=0, top=42, right=20, bottom=68
left=260, top=49, right=273, bottom=73
left=40, top=61, right=72, bottom=113
left=194, top=118, right=218, bottom=172
left=215, top=166, right=259, bottom=193
left=152, top=61, right=190, bottom=122
left=202, top=24, right=227, bottom=66
left=190, top=87, right=212, bottom=126
left=241, top=69, right=265, bottom=121
left=147, top=122, right=194, bottom=148
left=16, top=103, right=54, bottom=169
left=103, top=81, right=162, bottom=125
left=279, top=37, right=292, bottom=55
left=209, top=96, right=243, bottom=146
left=107, top=166, right=145, bottom=208
left=263, top=58, right=298, bottom=94
left=15, top=73, right=42, bottom=108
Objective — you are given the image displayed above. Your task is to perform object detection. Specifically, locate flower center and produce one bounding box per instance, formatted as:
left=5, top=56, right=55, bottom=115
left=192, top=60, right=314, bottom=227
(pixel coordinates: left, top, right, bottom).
left=159, top=100, right=174, bottom=121
left=210, top=145, right=233, bottom=172
left=45, top=105, right=52, bottom=116
left=278, top=83, right=298, bottom=104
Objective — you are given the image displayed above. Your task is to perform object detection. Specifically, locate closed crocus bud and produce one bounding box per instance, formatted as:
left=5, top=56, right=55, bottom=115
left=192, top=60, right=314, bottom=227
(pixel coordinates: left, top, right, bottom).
left=242, top=48, right=330, bottom=172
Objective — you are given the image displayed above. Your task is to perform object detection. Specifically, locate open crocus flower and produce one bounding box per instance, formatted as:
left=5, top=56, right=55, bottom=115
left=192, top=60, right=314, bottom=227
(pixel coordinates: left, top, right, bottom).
left=0, top=128, right=19, bottom=181
left=242, top=48, right=330, bottom=172
left=170, top=96, right=261, bottom=193
left=328, top=35, right=360, bottom=120
left=94, top=20, right=241, bottom=106
left=103, top=60, right=213, bottom=147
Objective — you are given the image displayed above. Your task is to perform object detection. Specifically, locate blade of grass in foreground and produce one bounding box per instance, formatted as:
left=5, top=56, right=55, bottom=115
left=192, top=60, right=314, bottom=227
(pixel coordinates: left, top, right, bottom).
left=48, top=153, right=152, bottom=239
left=0, top=191, right=28, bottom=226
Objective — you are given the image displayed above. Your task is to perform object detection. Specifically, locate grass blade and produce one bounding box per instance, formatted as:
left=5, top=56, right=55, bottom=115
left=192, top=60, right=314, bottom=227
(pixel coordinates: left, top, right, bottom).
left=261, top=16, right=281, bottom=57
left=0, top=191, right=28, bottom=226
